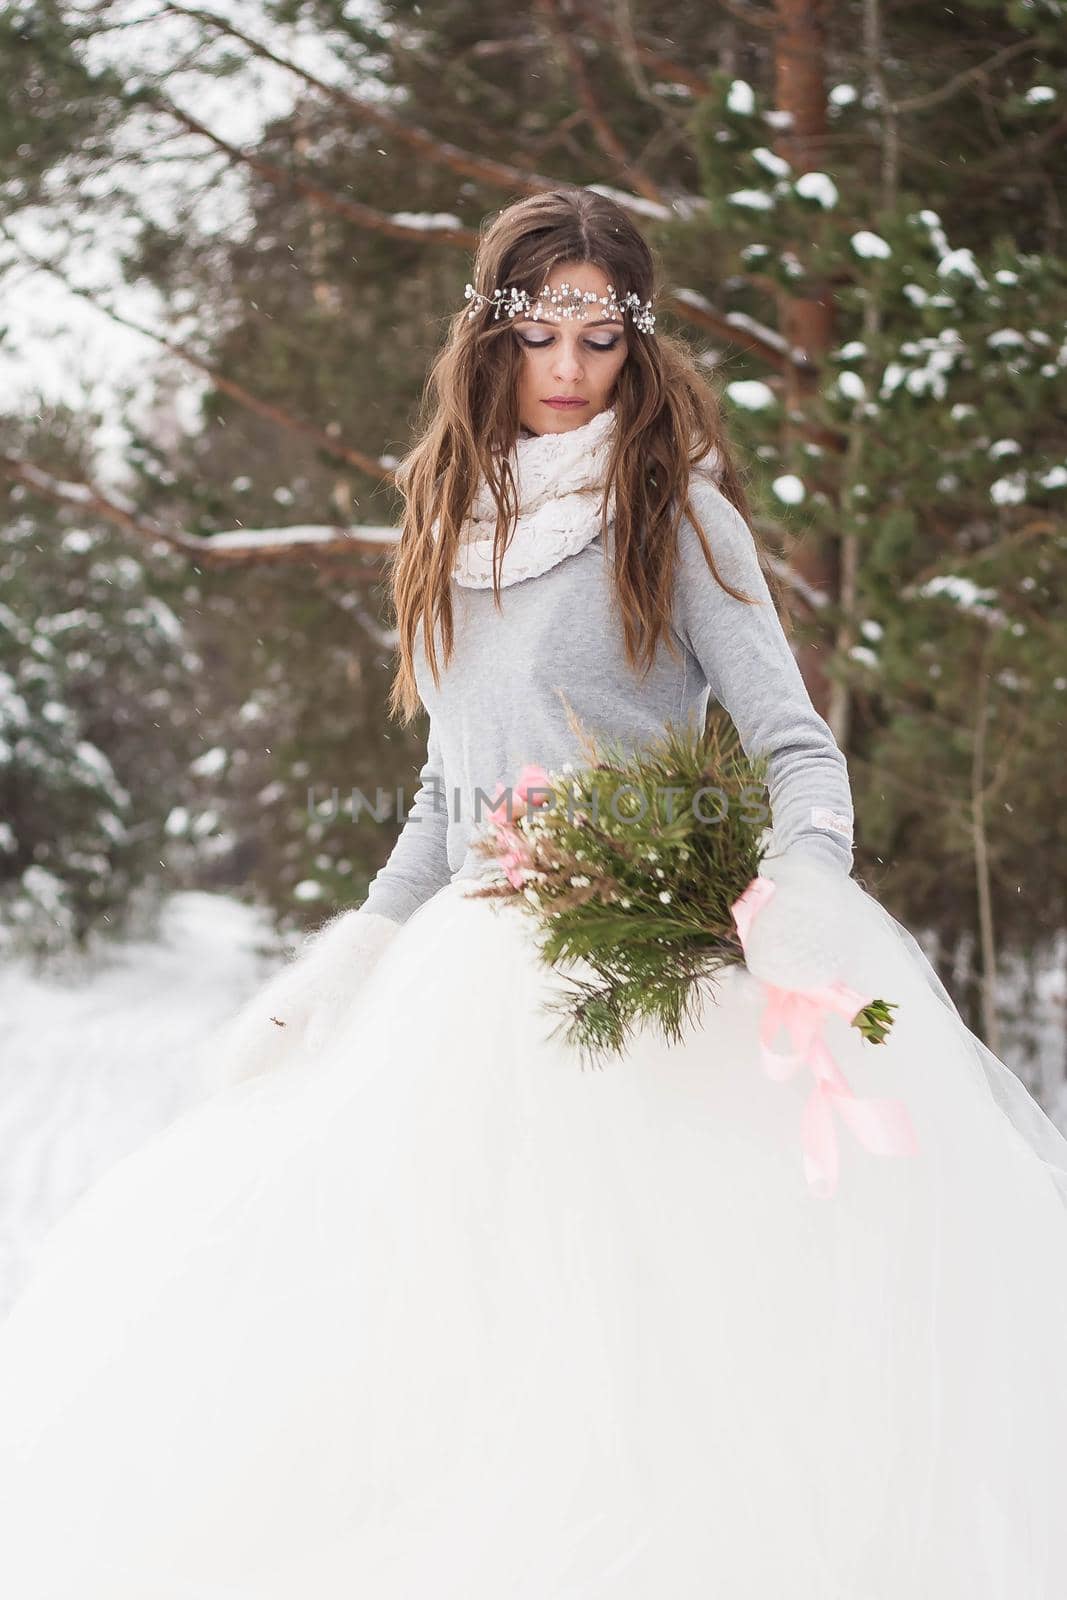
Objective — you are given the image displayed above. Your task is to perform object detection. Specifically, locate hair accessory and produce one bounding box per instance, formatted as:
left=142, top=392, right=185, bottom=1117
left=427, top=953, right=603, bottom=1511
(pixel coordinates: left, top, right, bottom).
left=463, top=279, right=656, bottom=335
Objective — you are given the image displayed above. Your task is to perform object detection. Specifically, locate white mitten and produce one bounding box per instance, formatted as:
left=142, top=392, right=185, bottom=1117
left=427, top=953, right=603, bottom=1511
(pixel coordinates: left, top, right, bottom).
left=200, top=908, right=400, bottom=1093
left=739, top=851, right=853, bottom=993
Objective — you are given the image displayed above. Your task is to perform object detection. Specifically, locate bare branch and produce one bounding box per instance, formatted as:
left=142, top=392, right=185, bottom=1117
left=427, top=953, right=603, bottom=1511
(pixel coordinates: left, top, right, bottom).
left=718, top=0, right=777, bottom=29
left=0, top=222, right=395, bottom=485
left=576, top=7, right=710, bottom=98
left=155, top=95, right=481, bottom=248
left=970, top=110, right=1067, bottom=178
left=162, top=2, right=715, bottom=226
left=533, top=0, right=667, bottom=206
left=889, top=38, right=1035, bottom=116
left=148, top=100, right=773, bottom=366
left=161, top=3, right=566, bottom=202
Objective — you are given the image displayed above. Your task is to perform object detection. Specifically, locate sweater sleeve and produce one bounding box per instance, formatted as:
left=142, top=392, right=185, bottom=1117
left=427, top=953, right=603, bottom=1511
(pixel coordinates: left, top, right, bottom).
left=670, top=476, right=855, bottom=874
left=360, top=717, right=453, bottom=923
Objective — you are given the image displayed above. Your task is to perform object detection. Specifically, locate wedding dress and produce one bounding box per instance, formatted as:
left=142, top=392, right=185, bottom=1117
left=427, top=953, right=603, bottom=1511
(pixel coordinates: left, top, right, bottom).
left=3, top=412, right=1067, bottom=1598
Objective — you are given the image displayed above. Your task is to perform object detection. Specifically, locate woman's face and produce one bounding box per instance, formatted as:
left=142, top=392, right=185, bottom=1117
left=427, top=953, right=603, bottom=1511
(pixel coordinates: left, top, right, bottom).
left=512, top=261, right=630, bottom=437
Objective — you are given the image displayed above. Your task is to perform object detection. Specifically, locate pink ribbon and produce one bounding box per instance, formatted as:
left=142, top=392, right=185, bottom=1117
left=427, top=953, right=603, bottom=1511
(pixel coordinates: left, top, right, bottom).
left=730, top=876, right=919, bottom=1198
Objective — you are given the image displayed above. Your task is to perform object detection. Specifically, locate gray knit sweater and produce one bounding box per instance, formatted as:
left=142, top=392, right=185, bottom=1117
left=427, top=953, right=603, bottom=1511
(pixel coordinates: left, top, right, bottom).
left=361, top=475, right=854, bottom=925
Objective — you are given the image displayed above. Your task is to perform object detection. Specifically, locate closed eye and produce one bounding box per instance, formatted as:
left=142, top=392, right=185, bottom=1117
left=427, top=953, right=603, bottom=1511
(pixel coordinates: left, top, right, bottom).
left=517, top=333, right=621, bottom=353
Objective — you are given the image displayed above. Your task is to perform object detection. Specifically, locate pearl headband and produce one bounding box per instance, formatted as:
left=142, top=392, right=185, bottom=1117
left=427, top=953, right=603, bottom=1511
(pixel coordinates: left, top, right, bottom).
left=464, top=279, right=656, bottom=335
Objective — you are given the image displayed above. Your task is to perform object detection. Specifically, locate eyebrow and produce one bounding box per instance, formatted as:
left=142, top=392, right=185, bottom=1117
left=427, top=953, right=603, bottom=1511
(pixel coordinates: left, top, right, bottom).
left=514, top=316, right=623, bottom=328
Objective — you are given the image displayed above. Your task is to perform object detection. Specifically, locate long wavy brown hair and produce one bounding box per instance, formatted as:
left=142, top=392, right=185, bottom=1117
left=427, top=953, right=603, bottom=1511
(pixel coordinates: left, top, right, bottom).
left=386, top=186, right=758, bottom=725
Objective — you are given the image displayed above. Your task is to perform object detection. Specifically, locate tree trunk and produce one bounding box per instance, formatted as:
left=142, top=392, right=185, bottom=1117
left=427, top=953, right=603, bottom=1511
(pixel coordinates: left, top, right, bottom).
left=773, top=0, right=838, bottom=720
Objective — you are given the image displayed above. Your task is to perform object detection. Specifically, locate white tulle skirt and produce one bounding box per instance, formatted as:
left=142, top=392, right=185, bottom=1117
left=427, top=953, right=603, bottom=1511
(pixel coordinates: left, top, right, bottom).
left=3, top=868, right=1067, bottom=1599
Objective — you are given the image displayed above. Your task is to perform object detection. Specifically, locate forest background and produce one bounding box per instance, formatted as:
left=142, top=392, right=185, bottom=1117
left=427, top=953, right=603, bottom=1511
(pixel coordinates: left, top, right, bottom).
left=2, top=0, right=1065, bottom=1102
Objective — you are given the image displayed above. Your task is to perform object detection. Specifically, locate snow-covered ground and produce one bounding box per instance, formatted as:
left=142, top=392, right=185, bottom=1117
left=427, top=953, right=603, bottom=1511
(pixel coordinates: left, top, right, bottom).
left=0, top=891, right=285, bottom=1319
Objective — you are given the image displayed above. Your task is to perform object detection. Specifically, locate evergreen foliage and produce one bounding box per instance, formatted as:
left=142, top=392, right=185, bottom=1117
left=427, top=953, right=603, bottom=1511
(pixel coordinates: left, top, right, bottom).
left=1, top=2, right=1064, bottom=1066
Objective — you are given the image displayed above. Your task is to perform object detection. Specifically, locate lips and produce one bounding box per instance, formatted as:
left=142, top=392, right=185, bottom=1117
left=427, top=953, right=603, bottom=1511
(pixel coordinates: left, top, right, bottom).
left=542, top=398, right=588, bottom=408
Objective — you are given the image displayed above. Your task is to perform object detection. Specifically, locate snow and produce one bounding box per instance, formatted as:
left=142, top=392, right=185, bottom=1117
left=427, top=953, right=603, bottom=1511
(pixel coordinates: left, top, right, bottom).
left=837, top=371, right=867, bottom=402
left=771, top=474, right=806, bottom=506
left=293, top=880, right=326, bottom=901
left=727, top=190, right=774, bottom=211
left=726, top=80, right=755, bottom=115
left=987, top=328, right=1027, bottom=349
left=388, top=211, right=464, bottom=232
left=918, top=575, right=998, bottom=610
left=0, top=891, right=284, bottom=1319
left=726, top=380, right=777, bottom=411
left=74, top=741, right=127, bottom=803
left=914, top=208, right=950, bottom=256
left=189, top=745, right=228, bottom=778
left=851, top=230, right=891, bottom=260
left=990, top=473, right=1027, bottom=506
left=204, top=522, right=399, bottom=552
left=0, top=676, right=31, bottom=731
left=724, top=311, right=795, bottom=358
left=586, top=185, right=678, bottom=223
left=752, top=148, right=791, bottom=179
left=794, top=172, right=838, bottom=209
left=59, top=529, right=96, bottom=555
left=880, top=335, right=964, bottom=402
left=937, top=248, right=987, bottom=287
left=124, top=597, right=184, bottom=641
left=848, top=645, right=879, bottom=669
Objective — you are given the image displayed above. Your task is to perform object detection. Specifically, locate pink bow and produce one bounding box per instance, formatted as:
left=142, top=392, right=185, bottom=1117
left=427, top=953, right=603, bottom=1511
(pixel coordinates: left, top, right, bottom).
left=731, top=876, right=919, bottom=1198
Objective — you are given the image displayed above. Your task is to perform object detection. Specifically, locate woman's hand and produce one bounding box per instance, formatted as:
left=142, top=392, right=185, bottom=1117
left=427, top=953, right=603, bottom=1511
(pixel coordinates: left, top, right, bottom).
left=200, top=908, right=401, bottom=1092
left=738, top=851, right=853, bottom=994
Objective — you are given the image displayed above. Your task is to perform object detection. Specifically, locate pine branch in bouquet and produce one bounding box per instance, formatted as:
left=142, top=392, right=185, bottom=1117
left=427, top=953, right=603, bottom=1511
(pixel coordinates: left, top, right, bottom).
left=464, top=708, right=769, bottom=1068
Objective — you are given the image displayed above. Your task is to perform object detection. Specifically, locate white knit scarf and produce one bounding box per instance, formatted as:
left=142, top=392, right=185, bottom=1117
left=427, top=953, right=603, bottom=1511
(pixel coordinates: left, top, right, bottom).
left=433, top=405, right=721, bottom=589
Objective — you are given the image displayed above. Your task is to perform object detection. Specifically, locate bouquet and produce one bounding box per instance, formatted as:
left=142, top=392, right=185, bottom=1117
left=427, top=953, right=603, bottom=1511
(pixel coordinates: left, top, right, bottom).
left=464, top=711, right=897, bottom=1070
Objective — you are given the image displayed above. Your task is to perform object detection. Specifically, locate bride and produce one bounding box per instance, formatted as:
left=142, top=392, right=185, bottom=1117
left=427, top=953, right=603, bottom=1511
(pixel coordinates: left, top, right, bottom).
left=3, top=187, right=1067, bottom=1599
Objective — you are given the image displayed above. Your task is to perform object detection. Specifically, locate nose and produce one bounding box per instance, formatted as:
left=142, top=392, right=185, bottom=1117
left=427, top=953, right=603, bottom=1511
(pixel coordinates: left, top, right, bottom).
left=551, top=337, right=584, bottom=384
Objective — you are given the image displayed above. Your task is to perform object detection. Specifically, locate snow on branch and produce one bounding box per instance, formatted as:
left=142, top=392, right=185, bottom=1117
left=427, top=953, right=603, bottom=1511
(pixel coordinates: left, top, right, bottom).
left=670, top=289, right=818, bottom=376
left=205, top=523, right=399, bottom=557
left=156, top=96, right=482, bottom=249
left=0, top=454, right=400, bottom=569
